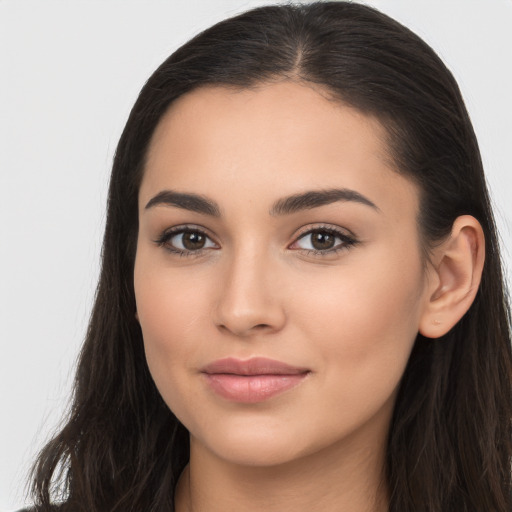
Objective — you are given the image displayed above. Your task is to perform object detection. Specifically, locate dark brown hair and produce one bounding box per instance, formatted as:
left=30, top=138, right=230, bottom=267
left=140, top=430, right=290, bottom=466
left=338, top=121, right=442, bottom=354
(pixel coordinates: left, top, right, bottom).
left=30, top=2, right=512, bottom=511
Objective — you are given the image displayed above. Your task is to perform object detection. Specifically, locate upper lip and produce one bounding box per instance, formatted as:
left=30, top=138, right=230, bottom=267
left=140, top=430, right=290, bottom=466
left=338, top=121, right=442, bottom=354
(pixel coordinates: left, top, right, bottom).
left=202, top=357, right=310, bottom=376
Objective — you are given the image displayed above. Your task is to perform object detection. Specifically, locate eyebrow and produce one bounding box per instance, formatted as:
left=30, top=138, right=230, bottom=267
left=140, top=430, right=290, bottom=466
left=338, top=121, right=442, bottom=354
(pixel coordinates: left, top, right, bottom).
left=269, top=188, right=379, bottom=216
left=144, top=188, right=379, bottom=216
left=145, top=190, right=221, bottom=216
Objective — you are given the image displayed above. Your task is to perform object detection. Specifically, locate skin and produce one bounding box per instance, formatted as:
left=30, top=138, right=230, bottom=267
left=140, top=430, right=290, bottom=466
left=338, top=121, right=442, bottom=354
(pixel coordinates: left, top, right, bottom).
left=133, top=81, right=481, bottom=512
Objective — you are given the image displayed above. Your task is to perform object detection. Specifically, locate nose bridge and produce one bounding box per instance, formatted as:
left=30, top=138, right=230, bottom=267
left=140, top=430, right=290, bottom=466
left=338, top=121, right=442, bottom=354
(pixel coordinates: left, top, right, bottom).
left=214, top=239, right=285, bottom=336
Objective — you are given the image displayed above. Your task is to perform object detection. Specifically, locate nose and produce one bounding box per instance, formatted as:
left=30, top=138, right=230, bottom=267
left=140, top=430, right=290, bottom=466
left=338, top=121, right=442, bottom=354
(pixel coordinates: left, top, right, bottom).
left=213, top=249, right=286, bottom=338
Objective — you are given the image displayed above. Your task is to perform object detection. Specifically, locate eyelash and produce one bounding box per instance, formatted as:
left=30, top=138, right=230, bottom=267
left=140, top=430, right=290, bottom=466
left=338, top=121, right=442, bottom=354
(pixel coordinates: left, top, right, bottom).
left=292, top=225, right=358, bottom=256
left=154, top=224, right=358, bottom=258
left=154, top=225, right=215, bottom=258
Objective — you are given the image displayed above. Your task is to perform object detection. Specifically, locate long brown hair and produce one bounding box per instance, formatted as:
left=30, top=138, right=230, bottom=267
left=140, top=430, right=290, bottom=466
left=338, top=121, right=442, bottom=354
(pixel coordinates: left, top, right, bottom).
left=30, top=2, right=512, bottom=511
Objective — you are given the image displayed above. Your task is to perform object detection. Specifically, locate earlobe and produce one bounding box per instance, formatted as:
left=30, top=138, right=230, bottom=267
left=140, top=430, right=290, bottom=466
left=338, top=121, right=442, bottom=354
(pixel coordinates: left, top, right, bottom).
left=419, top=215, right=485, bottom=339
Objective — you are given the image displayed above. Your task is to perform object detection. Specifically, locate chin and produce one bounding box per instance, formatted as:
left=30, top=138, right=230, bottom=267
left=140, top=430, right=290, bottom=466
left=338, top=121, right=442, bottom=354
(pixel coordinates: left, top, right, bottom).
left=190, top=415, right=345, bottom=469
left=209, top=437, right=309, bottom=468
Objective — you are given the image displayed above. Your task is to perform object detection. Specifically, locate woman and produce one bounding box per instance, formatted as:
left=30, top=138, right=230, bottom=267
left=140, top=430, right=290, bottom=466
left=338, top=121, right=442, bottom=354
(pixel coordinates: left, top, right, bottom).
left=26, top=1, right=511, bottom=511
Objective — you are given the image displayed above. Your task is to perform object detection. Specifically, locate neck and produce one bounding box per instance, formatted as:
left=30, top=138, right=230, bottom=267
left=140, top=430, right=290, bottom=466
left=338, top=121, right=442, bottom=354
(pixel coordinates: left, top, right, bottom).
left=175, top=428, right=389, bottom=512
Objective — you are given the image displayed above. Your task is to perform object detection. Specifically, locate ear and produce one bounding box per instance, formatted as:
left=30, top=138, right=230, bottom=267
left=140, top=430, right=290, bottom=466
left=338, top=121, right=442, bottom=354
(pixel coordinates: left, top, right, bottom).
left=419, top=215, right=485, bottom=339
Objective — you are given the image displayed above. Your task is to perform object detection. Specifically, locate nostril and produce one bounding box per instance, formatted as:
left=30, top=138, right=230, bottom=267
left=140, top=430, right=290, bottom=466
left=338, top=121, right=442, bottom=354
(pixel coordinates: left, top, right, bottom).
left=217, top=322, right=275, bottom=337
left=213, top=296, right=286, bottom=337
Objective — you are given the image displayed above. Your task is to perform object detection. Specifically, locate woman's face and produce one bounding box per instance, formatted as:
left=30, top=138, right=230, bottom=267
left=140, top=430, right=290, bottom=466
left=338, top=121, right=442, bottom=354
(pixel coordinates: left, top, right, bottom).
left=134, top=81, right=432, bottom=467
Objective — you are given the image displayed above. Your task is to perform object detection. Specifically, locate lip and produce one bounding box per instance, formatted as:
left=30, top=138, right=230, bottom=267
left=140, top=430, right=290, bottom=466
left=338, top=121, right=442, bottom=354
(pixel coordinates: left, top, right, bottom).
left=201, top=357, right=310, bottom=403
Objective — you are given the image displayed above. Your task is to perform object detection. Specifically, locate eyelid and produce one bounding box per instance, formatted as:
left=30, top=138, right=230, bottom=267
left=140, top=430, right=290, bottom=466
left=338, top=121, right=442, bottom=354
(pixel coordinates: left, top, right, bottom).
left=154, top=222, right=358, bottom=258
left=288, top=223, right=358, bottom=255
left=154, top=224, right=219, bottom=256
left=293, top=223, right=356, bottom=240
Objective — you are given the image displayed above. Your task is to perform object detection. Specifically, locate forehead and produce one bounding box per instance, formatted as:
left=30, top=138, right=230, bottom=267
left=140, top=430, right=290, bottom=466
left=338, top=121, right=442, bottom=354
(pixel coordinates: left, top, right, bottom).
left=141, top=81, right=419, bottom=223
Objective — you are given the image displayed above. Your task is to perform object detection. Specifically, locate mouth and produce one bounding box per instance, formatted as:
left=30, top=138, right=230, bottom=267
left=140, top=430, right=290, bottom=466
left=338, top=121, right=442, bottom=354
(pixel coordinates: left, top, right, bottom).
left=201, top=357, right=310, bottom=403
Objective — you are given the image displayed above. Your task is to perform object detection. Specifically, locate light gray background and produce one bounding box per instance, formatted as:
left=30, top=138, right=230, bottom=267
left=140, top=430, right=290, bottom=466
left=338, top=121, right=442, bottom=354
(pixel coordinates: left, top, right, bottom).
left=1, top=1, right=511, bottom=510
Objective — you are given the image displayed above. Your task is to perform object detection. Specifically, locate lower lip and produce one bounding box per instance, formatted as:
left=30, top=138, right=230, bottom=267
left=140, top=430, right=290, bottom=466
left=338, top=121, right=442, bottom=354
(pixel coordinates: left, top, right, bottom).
left=203, top=373, right=308, bottom=403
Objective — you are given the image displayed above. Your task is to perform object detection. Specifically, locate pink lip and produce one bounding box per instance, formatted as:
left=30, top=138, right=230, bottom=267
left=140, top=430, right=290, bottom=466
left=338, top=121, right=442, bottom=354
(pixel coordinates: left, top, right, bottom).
left=201, top=357, right=310, bottom=403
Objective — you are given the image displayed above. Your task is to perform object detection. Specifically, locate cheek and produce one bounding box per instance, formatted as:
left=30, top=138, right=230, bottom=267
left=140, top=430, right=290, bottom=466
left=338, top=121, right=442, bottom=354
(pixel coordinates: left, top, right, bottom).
left=133, top=251, right=209, bottom=404
left=134, top=233, right=427, bottom=440
left=293, top=246, right=425, bottom=393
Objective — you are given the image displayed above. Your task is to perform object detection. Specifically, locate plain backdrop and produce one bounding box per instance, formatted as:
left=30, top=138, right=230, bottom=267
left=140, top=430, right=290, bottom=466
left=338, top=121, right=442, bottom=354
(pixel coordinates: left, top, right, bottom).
left=1, top=0, right=511, bottom=510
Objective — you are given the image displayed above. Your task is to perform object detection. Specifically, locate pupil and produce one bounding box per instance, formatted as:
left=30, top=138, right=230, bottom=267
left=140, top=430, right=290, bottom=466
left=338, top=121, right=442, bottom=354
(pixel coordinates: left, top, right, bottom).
left=183, top=232, right=205, bottom=250
left=312, top=231, right=334, bottom=250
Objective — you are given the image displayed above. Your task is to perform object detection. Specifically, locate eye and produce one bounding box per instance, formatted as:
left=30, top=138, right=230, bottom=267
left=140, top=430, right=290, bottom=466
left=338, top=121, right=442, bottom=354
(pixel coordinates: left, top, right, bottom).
left=290, top=226, right=357, bottom=255
left=155, top=226, right=218, bottom=256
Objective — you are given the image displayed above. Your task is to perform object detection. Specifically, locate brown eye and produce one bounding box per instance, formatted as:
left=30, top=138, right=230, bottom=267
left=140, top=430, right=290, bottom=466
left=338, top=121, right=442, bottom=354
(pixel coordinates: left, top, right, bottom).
left=156, top=227, right=218, bottom=255
left=292, top=227, right=357, bottom=255
left=181, top=231, right=206, bottom=250
left=310, top=230, right=336, bottom=250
